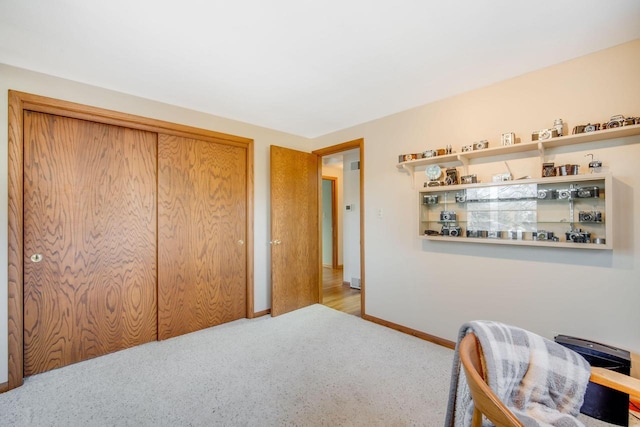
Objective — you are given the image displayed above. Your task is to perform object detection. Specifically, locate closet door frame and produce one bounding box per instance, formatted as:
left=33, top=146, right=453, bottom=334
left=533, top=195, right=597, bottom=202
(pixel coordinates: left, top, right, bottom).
left=7, top=90, right=254, bottom=391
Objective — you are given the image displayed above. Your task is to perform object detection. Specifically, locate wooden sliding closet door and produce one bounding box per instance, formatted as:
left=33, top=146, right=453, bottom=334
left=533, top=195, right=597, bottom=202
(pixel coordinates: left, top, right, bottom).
left=158, top=134, right=247, bottom=340
left=23, top=112, right=158, bottom=376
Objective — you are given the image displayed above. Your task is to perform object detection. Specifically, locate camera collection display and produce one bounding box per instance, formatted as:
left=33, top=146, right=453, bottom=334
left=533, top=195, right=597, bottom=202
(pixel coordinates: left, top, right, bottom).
left=397, top=114, right=639, bottom=165
left=404, top=114, right=636, bottom=249
left=421, top=180, right=607, bottom=245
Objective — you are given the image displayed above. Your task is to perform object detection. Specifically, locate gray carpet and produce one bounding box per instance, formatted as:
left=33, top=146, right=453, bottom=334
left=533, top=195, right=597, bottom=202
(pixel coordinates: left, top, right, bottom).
left=0, top=305, right=454, bottom=426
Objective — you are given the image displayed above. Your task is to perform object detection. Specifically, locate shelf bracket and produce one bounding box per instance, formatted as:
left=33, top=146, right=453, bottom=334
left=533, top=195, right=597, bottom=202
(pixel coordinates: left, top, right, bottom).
left=537, top=142, right=545, bottom=172
left=457, top=155, right=470, bottom=176
left=398, top=163, right=416, bottom=189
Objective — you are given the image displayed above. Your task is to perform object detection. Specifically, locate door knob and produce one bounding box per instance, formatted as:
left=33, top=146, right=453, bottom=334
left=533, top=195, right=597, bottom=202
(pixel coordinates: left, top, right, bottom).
left=237, top=239, right=244, bottom=245
left=30, top=254, right=43, bottom=263
left=269, top=239, right=281, bottom=245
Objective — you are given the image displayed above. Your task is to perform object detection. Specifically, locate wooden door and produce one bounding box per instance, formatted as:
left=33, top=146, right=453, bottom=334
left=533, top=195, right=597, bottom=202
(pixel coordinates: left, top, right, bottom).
left=158, top=134, right=247, bottom=340
left=23, top=112, right=158, bottom=376
left=270, top=146, right=319, bottom=316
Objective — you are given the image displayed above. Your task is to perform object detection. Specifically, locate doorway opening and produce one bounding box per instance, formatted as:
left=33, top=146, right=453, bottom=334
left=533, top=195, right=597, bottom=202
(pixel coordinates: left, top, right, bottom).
left=314, top=141, right=363, bottom=317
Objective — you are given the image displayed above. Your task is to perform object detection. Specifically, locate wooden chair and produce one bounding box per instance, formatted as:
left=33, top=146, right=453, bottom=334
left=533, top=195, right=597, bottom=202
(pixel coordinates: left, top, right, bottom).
left=459, top=332, right=640, bottom=427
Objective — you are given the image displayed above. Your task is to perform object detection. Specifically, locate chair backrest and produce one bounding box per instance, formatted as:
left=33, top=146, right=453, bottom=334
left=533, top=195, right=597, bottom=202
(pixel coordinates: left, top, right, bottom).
left=458, top=333, right=524, bottom=427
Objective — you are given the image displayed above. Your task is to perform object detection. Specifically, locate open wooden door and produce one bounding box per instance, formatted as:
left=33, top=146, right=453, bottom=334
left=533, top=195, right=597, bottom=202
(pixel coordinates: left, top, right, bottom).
left=270, top=146, right=319, bottom=316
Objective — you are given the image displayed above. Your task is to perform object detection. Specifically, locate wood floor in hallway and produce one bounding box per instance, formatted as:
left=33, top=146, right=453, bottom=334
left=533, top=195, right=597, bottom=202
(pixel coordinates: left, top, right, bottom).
left=321, top=267, right=361, bottom=317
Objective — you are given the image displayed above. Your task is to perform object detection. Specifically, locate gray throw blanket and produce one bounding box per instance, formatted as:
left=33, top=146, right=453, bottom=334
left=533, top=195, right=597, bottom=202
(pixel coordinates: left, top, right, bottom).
left=444, top=321, right=591, bottom=427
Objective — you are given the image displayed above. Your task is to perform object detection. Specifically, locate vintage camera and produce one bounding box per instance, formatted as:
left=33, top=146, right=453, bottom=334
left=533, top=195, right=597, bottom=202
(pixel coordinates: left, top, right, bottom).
left=455, top=192, right=466, bottom=203
left=422, top=194, right=439, bottom=205
left=460, top=174, right=477, bottom=184
left=573, top=123, right=600, bottom=134
left=466, top=230, right=487, bottom=238
left=542, top=162, right=556, bottom=178
left=604, top=114, right=635, bottom=129
left=444, top=168, right=459, bottom=185
left=532, top=230, right=554, bottom=241
left=473, top=140, right=489, bottom=150
left=566, top=228, right=591, bottom=243
left=508, top=230, right=523, bottom=240
left=422, top=149, right=436, bottom=158
left=537, top=188, right=556, bottom=200
left=487, top=231, right=503, bottom=239
left=556, top=188, right=577, bottom=200
left=501, top=132, right=516, bottom=146
left=579, top=211, right=602, bottom=223
left=442, top=224, right=462, bottom=237
left=461, top=144, right=474, bottom=152
left=532, top=128, right=559, bottom=141
left=576, top=186, right=600, bottom=198
left=398, top=153, right=422, bottom=162
left=440, top=211, right=457, bottom=221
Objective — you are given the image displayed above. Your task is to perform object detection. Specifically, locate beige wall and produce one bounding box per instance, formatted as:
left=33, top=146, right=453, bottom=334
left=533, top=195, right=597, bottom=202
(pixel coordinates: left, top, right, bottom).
left=0, top=64, right=311, bottom=384
left=312, top=39, right=640, bottom=353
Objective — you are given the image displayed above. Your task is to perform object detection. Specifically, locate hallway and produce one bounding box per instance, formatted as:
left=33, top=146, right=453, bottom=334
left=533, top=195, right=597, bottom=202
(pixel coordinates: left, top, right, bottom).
left=321, top=267, right=360, bottom=317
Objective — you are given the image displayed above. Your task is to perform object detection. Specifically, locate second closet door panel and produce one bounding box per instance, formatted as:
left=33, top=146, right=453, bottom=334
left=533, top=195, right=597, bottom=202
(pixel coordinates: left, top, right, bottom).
left=158, top=134, right=247, bottom=340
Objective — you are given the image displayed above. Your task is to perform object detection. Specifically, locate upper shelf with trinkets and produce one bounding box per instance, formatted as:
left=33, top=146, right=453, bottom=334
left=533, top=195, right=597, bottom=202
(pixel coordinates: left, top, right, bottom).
left=397, top=121, right=640, bottom=182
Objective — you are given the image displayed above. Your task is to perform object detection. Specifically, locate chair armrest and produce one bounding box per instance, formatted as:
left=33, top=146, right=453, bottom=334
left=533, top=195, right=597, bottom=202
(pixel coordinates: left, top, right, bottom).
left=590, top=367, right=640, bottom=399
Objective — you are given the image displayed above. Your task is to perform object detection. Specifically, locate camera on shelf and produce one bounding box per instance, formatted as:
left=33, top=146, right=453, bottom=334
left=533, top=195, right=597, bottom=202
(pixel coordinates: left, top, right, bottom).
left=487, top=231, right=503, bottom=239
left=461, top=144, right=474, bottom=152
left=423, top=194, right=439, bottom=205
left=532, top=128, right=559, bottom=141
left=473, top=140, right=489, bottom=150
left=460, top=174, right=477, bottom=184
left=501, top=132, right=516, bottom=146
left=441, top=224, right=462, bottom=237
left=576, top=186, right=600, bottom=198
left=537, top=188, right=556, bottom=200
left=440, top=211, right=457, bottom=221
left=466, top=230, right=488, bottom=238
left=508, top=230, right=523, bottom=240
left=573, top=123, right=600, bottom=134
left=578, top=211, right=603, bottom=223
left=398, top=153, right=422, bottom=163
left=556, top=188, right=577, bottom=200
left=445, top=168, right=459, bottom=185
left=422, top=149, right=437, bottom=158
left=566, top=228, right=591, bottom=243
left=532, top=230, right=554, bottom=241
left=455, top=192, right=466, bottom=203
left=603, top=114, right=636, bottom=129
left=532, top=119, right=564, bottom=141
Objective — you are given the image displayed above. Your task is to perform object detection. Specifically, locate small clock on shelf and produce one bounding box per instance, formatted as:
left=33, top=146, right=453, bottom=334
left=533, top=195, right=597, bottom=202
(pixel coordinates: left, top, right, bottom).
left=425, top=165, right=444, bottom=187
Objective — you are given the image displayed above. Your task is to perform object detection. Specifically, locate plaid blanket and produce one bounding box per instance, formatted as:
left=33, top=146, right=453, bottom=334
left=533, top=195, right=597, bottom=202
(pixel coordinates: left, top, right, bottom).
left=444, top=321, right=591, bottom=427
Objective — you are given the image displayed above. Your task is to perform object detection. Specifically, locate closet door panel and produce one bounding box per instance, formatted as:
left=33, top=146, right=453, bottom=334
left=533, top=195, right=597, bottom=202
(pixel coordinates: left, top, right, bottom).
left=23, top=112, right=158, bottom=375
left=158, top=134, right=247, bottom=340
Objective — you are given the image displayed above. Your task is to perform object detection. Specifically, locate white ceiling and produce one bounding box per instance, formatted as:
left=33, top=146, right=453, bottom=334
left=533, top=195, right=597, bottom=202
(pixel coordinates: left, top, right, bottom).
left=2, top=1, right=640, bottom=138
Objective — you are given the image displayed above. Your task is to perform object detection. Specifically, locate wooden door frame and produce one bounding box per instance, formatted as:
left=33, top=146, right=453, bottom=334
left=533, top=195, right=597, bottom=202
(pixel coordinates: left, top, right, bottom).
left=321, top=176, right=338, bottom=269
left=313, top=138, right=365, bottom=316
left=7, top=90, right=254, bottom=391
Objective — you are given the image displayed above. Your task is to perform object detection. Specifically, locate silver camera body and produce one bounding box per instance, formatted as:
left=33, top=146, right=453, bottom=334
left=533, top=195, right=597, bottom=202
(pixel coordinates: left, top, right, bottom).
left=473, top=140, right=489, bottom=150
left=532, top=128, right=559, bottom=141
left=532, top=230, right=554, bottom=241
left=461, top=144, right=474, bottom=152
left=576, top=186, right=600, bottom=198
left=440, top=211, right=457, bottom=221
left=566, top=228, right=591, bottom=243
left=423, top=194, right=439, bottom=205
left=442, top=225, right=462, bottom=237
left=460, top=174, right=477, bottom=184
left=537, top=188, right=556, bottom=200
left=578, top=211, right=602, bottom=223
left=455, top=192, right=466, bottom=203
left=501, top=132, right=516, bottom=146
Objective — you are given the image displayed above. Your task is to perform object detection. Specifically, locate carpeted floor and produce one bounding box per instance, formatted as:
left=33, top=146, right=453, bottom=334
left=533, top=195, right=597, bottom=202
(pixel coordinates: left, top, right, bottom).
left=0, top=305, right=454, bottom=426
